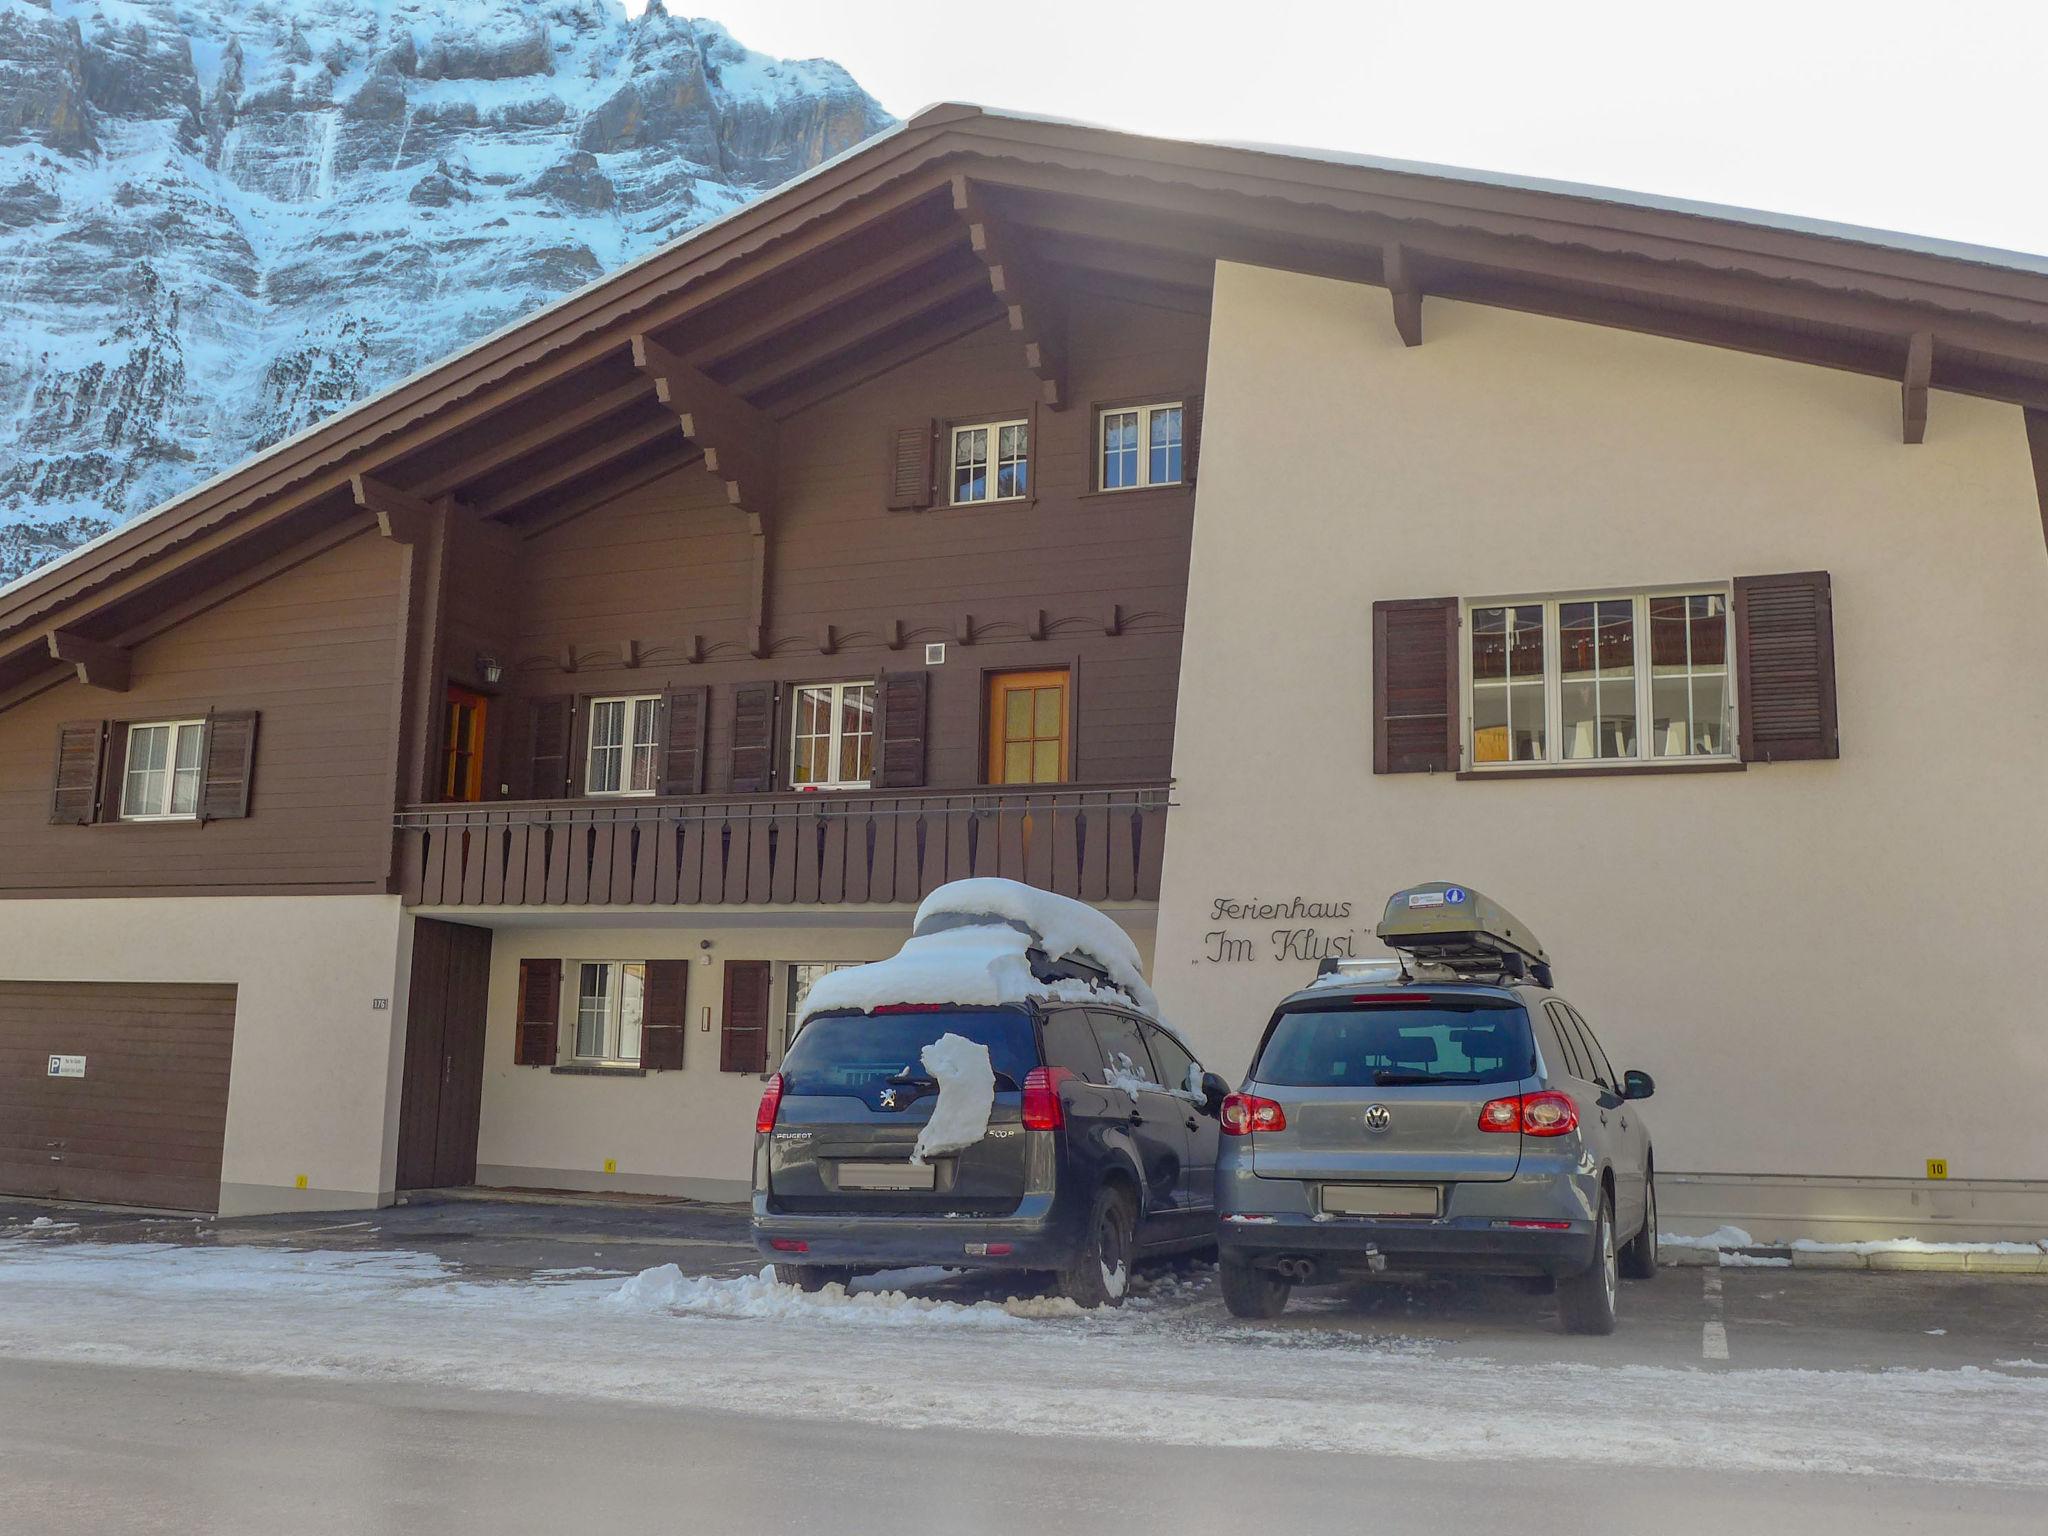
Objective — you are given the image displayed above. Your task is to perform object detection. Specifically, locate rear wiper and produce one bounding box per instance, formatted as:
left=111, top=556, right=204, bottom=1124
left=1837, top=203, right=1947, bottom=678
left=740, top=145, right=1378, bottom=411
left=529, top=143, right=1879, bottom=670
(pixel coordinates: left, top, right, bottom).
left=1374, top=1069, right=1455, bottom=1085
left=887, top=1065, right=938, bottom=1087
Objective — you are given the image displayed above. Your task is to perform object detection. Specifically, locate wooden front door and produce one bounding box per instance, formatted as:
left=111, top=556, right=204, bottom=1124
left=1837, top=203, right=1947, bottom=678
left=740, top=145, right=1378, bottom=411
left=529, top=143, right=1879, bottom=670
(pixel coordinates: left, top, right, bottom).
left=442, top=685, right=488, bottom=802
left=987, top=669, right=1070, bottom=784
left=395, top=919, right=493, bottom=1190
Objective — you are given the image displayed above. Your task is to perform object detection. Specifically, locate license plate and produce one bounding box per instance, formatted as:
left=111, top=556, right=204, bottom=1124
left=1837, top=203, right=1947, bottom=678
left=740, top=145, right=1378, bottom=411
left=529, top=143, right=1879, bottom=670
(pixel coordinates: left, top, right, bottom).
left=837, top=1161, right=937, bottom=1191
left=1320, top=1183, right=1440, bottom=1218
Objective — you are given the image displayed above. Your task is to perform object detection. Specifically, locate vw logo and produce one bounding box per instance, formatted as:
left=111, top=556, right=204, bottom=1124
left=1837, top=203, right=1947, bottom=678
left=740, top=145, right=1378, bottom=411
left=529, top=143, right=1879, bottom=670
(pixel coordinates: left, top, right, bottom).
left=1363, top=1104, right=1393, bottom=1133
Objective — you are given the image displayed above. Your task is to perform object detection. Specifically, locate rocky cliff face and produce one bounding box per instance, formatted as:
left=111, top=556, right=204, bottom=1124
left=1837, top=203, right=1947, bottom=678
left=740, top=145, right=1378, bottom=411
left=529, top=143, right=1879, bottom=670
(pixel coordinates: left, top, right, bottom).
left=0, top=0, right=892, bottom=582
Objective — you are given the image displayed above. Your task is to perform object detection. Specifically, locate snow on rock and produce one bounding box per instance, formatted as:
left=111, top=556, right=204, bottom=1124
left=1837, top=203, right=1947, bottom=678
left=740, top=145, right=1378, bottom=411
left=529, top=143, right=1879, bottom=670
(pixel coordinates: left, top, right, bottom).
left=910, top=1032, right=996, bottom=1166
left=605, top=1263, right=1082, bottom=1327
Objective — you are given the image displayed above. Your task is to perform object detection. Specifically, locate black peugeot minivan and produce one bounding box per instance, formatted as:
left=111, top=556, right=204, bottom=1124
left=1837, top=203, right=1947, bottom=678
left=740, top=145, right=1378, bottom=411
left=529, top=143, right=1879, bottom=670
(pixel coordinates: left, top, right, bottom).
left=751, top=965, right=1227, bottom=1308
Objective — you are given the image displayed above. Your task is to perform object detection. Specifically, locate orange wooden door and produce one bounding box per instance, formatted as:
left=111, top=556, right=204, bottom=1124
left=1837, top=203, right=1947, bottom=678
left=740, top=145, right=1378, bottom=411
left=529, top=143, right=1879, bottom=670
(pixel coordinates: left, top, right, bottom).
left=442, top=685, right=488, bottom=802
left=987, top=669, right=1070, bottom=785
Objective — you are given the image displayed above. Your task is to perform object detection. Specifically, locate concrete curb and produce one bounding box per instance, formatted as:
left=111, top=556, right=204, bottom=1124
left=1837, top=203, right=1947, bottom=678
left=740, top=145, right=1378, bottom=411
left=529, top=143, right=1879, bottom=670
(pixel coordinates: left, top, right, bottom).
left=1661, top=1240, right=2048, bottom=1273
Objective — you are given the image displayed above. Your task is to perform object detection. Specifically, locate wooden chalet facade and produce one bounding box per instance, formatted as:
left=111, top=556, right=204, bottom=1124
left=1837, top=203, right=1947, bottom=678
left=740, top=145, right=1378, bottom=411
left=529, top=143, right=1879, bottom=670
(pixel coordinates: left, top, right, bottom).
left=2, top=106, right=2046, bottom=1225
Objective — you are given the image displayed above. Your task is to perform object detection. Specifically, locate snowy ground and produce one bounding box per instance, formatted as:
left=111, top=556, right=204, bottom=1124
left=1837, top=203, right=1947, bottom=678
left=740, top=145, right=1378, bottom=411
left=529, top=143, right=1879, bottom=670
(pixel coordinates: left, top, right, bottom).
left=3, top=1231, right=2046, bottom=1491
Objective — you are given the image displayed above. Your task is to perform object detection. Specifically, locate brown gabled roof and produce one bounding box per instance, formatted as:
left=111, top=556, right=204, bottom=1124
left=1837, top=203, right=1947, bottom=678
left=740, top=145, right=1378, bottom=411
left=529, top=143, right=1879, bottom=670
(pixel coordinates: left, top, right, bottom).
left=8, top=102, right=2048, bottom=693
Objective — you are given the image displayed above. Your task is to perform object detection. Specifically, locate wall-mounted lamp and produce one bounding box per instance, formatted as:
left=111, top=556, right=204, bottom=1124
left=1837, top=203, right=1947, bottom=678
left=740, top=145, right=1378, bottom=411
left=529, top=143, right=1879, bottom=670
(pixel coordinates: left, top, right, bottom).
left=475, top=654, right=504, bottom=687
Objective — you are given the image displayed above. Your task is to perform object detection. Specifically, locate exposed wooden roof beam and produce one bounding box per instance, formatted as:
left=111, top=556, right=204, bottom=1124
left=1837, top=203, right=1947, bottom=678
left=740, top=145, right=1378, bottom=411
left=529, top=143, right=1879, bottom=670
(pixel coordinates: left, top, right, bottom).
left=1384, top=243, right=1424, bottom=347
left=630, top=334, right=779, bottom=520
left=724, top=265, right=990, bottom=395
left=1028, top=234, right=1216, bottom=292
left=952, top=175, right=1068, bottom=408
left=351, top=474, right=438, bottom=544
left=414, top=379, right=653, bottom=497
left=46, top=629, right=131, bottom=692
left=1902, top=331, right=1933, bottom=444
left=472, top=413, right=684, bottom=520
left=766, top=302, right=1008, bottom=417
left=517, top=447, right=706, bottom=539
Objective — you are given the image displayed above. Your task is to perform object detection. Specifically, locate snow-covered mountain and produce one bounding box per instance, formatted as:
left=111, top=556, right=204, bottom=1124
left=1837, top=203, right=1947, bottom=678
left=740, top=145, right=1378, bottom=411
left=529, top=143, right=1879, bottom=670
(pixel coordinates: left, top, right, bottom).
left=0, top=0, right=892, bottom=582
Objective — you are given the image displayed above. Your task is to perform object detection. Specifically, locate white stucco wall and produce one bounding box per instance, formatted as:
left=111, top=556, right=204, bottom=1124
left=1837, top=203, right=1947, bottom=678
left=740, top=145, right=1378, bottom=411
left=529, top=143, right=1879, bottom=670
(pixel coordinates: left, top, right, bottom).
left=1156, top=263, right=2048, bottom=1221
left=0, top=895, right=412, bottom=1215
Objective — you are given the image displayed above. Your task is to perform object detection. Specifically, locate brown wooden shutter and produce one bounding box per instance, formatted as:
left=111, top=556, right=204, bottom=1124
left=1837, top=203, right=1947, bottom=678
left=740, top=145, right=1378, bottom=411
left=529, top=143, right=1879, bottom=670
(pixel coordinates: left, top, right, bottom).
left=199, top=710, right=259, bottom=820
left=1182, top=394, right=1203, bottom=485
left=886, top=421, right=936, bottom=511
left=871, top=671, right=929, bottom=788
left=95, top=722, right=131, bottom=824
left=50, top=721, right=106, bottom=825
left=660, top=685, right=709, bottom=796
left=720, top=959, right=772, bottom=1074
left=729, top=683, right=776, bottom=794
left=1372, top=597, right=1460, bottom=774
left=514, top=958, right=561, bottom=1067
left=1734, top=571, right=1838, bottom=762
left=527, top=695, right=574, bottom=799
left=640, top=959, right=689, bottom=1070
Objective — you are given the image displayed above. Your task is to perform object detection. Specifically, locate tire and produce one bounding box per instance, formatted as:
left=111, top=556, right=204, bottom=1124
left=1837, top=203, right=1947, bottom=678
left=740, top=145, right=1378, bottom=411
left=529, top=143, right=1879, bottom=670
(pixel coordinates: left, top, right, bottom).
left=1619, top=1168, right=1659, bottom=1281
left=1058, top=1184, right=1137, bottom=1309
left=1218, top=1252, right=1291, bottom=1319
left=1557, top=1192, right=1619, bottom=1335
left=776, top=1263, right=850, bottom=1294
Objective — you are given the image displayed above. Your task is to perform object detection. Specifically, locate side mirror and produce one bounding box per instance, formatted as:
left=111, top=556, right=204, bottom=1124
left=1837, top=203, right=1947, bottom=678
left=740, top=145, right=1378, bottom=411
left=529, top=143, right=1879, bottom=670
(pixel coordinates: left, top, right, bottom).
left=1622, top=1068, right=1655, bottom=1101
left=1200, top=1071, right=1231, bottom=1115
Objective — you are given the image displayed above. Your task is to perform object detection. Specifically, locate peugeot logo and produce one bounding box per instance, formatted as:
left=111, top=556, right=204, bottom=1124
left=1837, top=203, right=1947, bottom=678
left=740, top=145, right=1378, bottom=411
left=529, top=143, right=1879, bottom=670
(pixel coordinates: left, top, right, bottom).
left=879, top=1088, right=900, bottom=1110
left=1363, top=1104, right=1393, bottom=1133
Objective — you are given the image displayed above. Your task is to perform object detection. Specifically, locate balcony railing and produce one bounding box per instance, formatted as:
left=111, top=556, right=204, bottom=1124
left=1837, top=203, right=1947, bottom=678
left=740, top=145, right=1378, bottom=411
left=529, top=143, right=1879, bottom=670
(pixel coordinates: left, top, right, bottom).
left=396, top=784, right=1172, bottom=908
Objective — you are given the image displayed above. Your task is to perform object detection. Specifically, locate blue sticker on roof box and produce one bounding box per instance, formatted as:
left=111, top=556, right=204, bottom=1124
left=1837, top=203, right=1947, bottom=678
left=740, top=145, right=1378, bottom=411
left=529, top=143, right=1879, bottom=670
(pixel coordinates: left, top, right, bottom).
left=1444, top=886, right=1468, bottom=904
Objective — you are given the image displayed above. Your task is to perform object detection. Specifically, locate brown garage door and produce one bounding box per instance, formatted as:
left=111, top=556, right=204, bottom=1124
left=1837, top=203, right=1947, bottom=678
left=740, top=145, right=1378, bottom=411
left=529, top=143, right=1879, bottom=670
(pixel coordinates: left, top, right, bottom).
left=0, top=981, right=238, bottom=1212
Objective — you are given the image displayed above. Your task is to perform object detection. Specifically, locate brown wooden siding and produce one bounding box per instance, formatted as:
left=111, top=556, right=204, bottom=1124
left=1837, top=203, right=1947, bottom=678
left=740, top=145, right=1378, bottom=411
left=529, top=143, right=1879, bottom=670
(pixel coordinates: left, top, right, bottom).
left=0, top=532, right=403, bottom=896
left=0, top=980, right=238, bottom=1211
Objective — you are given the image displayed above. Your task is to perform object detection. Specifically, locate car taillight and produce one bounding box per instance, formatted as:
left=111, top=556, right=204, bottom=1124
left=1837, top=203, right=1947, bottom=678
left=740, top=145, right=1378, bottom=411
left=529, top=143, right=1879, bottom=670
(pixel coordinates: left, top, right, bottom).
left=1477, top=1090, right=1578, bottom=1137
left=1021, top=1066, right=1073, bottom=1131
left=755, top=1073, right=784, bottom=1134
left=1219, top=1093, right=1286, bottom=1136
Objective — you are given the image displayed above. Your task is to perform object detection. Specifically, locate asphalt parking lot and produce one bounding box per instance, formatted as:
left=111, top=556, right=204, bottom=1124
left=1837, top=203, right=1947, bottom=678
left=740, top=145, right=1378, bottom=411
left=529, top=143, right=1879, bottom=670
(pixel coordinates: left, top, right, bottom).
left=6, top=1190, right=2044, bottom=1377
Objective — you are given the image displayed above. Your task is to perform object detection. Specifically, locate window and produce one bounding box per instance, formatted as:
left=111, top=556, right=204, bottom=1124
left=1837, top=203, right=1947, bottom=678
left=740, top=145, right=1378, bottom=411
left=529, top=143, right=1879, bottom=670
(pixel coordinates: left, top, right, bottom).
left=120, top=720, right=206, bottom=820
left=1142, top=1022, right=1202, bottom=1100
left=1254, top=998, right=1535, bottom=1089
left=1562, top=1005, right=1618, bottom=1090
left=574, top=962, right=646, bottom=1063
left=1087, top=1012, right=1158, bottom=1089
left=586, top=696, right=660, bottom=796
left=950, top=419, right=1029, bottom=504
left=788, top=682, right=875, bottom=790
left=1466, top=590, right=1734, bottom=769
left=1099, top=402, right=1183, bottom=490
left=782, top=962, right=858, bottom=1056
left=986, top=669, right=1069, bottom=785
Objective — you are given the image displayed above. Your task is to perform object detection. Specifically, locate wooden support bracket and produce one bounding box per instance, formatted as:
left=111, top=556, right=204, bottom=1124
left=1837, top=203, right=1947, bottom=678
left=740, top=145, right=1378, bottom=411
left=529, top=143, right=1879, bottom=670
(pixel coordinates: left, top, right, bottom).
left=886, top=619, right=907, bottom=651
left=560, top=647, right=579, bottom=675
left=818, top=624, right=839, bottom=656
left=1384, top=243, right=1424, bottom=347
left=47, top=629, right=131, bottom=692
left=955, top=614, right=976, bottom=646
left=620, top=640, right=642, bottom=669
left=685, top=634, right=705, bottom=665
left=1104, top=604, right=1126, bottom=638
left=1028, top=608, right=1048, bottom=641
left=952, top=176, right=1068, bottom=409
left=353, top=474, right=439, bottom=545
left=1902, top=330, right=1933, bottom=444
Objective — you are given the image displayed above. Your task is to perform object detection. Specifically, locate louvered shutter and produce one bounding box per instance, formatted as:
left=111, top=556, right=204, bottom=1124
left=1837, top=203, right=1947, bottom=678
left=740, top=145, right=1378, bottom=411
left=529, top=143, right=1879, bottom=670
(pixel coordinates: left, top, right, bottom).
left=729, top=683, right=776, bottom=794
left=640, top=959, right=689, bottom=1070
left=95, top=722, right=131, bottom=824
left=660, top=685, right=709, bottom=796
left=49, top=721, right=105, bottom=825
left=199, top=710, right=259, bottom=820
left=1372, top=597, right=1460, bottom=774
left=526, top=696, right=574, bottom=799
left=1734, top=572, right=1838, bottom=762
left=1181, top=394, right=1203, bottom=485
left=885, top=421, right=936, bottom=511
left=720, top=960, right=772, bottom=1073
left=871, top=671, right=929, bottom=788
left=514, top=958, right=561, bottom=1067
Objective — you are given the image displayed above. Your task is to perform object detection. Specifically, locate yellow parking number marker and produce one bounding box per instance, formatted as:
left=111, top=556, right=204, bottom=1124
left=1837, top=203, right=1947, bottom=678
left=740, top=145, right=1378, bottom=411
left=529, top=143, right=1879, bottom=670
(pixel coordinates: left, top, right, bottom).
left=602, top=1158, right=618, bottom=1175
left=1925, top=1159, right=1948, bottom=1180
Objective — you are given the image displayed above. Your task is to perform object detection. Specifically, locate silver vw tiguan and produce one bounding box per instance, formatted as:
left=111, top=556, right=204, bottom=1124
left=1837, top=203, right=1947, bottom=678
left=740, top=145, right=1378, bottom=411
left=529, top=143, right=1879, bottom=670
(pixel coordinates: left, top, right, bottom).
left=1214, top=884, right=1658, bottom=1334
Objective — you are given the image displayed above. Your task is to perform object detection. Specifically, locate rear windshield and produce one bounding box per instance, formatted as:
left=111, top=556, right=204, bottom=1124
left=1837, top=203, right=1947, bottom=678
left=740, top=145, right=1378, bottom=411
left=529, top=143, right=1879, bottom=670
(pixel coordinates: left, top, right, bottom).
left=780, top=1008, right=1039, bottom=1096
left=1254, top=996, right=1536, bottom=1088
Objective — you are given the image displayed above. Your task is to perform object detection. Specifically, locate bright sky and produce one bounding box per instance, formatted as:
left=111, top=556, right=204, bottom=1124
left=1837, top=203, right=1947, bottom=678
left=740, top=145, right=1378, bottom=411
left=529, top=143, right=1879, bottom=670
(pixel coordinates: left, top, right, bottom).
left=634, top=0, right=2048, bottom=258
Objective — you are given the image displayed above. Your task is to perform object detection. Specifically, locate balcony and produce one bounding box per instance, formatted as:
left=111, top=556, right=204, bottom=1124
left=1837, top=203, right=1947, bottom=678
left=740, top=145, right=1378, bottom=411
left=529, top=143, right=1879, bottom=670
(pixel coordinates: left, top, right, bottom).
left=396, top=784, right=1172, bottom=909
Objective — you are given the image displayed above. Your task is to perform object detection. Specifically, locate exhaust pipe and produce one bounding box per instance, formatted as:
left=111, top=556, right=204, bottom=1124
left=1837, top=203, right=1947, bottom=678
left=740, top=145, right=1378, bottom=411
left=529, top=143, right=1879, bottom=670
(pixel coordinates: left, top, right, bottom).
left=1270, top=1257, right=1315, bottom=1282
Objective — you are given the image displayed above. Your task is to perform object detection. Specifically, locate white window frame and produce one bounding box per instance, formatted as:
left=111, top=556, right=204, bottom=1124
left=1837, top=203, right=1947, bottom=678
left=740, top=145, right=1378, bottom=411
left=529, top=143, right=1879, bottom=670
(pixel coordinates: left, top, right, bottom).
left=1098, top=401, right=1185, bottom=491
left=949, top=418, right=1030, bottom=505
left=118, top=718, right=208, bottom=821
left=787, top=680, right=876, bottom=791
left=585, top=694, right=661, bottom=798
left=572, top=960, right=647, bottom=1065
left=1461, top=585, right=1738, bottom=771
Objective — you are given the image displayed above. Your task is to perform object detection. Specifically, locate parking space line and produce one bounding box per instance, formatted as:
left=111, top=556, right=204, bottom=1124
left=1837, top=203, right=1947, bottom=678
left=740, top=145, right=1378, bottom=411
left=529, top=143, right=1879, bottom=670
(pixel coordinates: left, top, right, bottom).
left=1701, top=1267, right=1727, bottom=1361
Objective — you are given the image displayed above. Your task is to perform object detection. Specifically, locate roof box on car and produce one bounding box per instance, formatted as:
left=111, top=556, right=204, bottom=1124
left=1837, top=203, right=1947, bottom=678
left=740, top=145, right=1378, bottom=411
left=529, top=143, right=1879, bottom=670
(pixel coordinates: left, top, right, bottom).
left=1373, top=883, right=1553, bottom=986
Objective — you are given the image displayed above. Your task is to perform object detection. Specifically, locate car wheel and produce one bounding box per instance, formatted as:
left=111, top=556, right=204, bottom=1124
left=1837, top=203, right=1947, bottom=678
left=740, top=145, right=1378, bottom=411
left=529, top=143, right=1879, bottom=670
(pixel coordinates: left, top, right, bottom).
left=1059, top=1185, right=1136, bottom=1309
left=1557, top=1192, right=1619, bottom=1335
left=1619, top=1169, right=1659, bottom=1281
left=776, top=1263, right=850, bottom=1294
left=1219, top=1252, right=1291, bottom=1319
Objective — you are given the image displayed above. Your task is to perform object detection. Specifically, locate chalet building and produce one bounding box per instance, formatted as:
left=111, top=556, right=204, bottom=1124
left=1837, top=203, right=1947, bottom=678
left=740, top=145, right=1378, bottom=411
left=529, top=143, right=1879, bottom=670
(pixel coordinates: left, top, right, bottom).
left=3, top=107, right=2045, bottom=1236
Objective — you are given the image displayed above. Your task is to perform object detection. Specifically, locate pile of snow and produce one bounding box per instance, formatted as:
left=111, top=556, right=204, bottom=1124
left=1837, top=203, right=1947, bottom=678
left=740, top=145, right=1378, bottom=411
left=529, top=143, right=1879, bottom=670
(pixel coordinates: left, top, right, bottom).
left=798, top=878, right=1159, bottom=1023
left=605, top=1264, right=1083, bottom=1327
left=911, top=1033, right=996, bottom=1165
left=1663, top=1227, right=2048, bottom=1256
